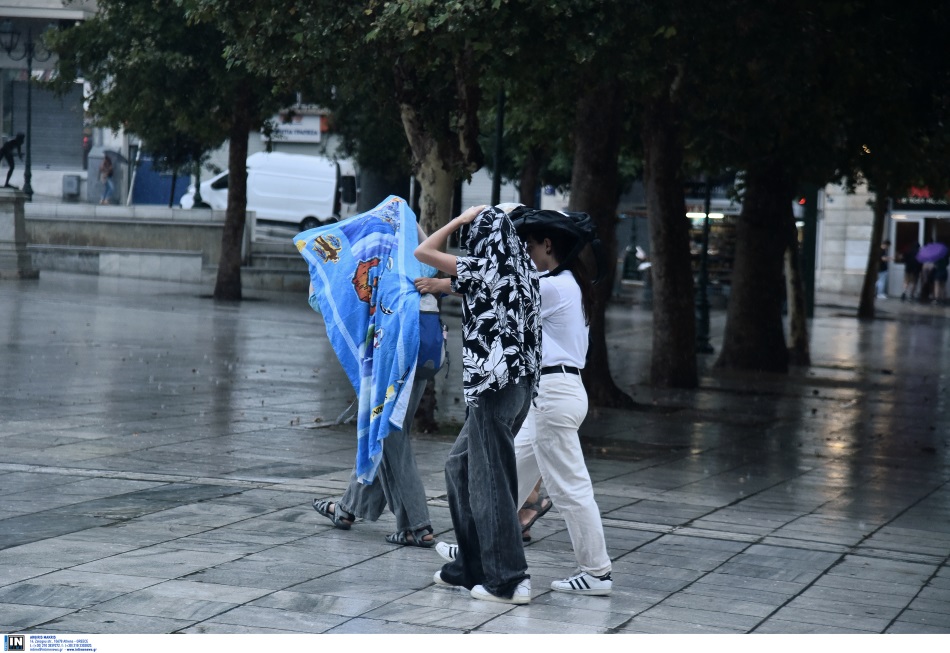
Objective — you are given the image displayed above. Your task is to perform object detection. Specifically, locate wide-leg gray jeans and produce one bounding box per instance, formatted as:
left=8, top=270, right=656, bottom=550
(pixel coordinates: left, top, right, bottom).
left=338, top=374, right=431, bottom=533
left=440, top=376, right=535, bottom=598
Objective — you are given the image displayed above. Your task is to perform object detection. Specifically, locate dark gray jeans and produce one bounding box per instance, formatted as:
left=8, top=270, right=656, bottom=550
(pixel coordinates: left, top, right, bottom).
left=338, top=374, right=431, bottom=533
left=440, top=377, right=535, bottom=598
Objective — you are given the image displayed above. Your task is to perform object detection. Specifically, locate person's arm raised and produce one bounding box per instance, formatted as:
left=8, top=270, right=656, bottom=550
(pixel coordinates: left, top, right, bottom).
left=414, top=205, right=485, bottom=276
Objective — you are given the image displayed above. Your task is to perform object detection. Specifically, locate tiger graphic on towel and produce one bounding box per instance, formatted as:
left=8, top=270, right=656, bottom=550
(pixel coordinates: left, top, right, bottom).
left=353, top=257, right=381, bottom=315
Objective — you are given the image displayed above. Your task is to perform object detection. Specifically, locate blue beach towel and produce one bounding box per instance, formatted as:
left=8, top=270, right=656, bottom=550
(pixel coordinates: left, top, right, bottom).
left=295, top=196, right=434, bottom=482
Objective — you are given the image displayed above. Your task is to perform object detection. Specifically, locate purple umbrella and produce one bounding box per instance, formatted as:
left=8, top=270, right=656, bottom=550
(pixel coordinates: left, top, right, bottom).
left=916, top=242, right=948, bottom=263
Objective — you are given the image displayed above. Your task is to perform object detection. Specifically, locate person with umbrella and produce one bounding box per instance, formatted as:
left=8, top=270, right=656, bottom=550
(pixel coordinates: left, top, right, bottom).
left=934, top=254, right=948, bottom=304
left=901, top=242, right=921, bottom=301
left=916, top=242, right=948, bottom=303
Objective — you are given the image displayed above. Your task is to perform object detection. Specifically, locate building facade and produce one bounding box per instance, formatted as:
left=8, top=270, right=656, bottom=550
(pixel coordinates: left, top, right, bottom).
left=815, top=182, right=950, bottom=297
left=0, top=2, right=96, bottom=197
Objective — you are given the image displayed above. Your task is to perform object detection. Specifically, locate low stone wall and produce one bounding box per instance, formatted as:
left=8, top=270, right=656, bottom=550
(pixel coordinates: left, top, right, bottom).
left=25, top=204, right=229, bottom=267
left=21, top=203, right=313, bottom=291
left=29, top=244, right=205, bottom=283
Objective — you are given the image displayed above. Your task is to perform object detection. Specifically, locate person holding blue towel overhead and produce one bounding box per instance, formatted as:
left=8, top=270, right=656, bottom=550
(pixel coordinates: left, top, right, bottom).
left=298, top=197, right=447, bottom=548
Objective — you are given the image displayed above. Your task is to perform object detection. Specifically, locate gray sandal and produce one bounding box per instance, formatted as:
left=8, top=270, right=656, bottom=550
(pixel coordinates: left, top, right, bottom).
left=520, top=495, right=552, bottom=537
left=386, top=526, right=435, bottom=548
left=312, top=499, right=354, bottom=530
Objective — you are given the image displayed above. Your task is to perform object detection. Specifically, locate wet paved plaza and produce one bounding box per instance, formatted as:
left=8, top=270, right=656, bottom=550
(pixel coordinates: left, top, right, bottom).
left=0, top=272, right=948, bottom=634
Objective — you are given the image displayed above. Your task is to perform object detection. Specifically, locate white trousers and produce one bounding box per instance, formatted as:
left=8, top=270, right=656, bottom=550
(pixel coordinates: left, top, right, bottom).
left=515, top=371, right=611, bottom=577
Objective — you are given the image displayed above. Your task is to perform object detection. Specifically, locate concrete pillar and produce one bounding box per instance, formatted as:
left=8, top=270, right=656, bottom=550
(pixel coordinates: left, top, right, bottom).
left=0, top=190, right=39, bottom=279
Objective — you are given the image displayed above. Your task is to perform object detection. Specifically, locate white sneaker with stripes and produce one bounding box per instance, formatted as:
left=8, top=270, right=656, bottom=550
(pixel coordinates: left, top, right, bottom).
left=435, top=541, right=458, bottom=562
left=551, top=571, right=612, bottom=596
left=471, top=578, right=531, bottom=605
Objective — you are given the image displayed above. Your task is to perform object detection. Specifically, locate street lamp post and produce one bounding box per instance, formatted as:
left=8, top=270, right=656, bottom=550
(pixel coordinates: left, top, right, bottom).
left=0, top=22, right=52, bottom=202
left=695, top=175, right=714, bottom=354
left=490, top=88, right=505, bottom=206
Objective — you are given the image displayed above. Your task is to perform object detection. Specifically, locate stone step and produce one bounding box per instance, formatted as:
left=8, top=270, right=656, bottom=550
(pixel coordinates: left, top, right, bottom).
left=236, top=265, right=310, bottom=293
left=246, top=252, right=308, bottom=271
left=249, top=240, right=299, bottom=256
left=29, top=244, right=204, bottom=283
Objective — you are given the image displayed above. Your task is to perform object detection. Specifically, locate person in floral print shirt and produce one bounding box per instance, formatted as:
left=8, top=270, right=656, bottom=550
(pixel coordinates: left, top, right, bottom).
left=414, top=204, right=541, bottom=605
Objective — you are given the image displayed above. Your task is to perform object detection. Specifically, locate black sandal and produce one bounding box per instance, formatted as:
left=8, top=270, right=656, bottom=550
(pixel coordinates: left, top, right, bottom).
left=386, top=525, right=435, bottom=548
left=312, top=499, right=354, bottom=530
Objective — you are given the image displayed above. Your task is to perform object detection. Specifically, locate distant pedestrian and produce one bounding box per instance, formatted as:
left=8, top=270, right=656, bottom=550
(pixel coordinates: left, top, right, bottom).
left=99, top=156, right=114, bottom=204
left=921, top=262, right=936, bottom=303
left=0, top=133, right=24, bottom=189
left=876, top=239, right=890, bottom=299
left=902, top=242, right=921, bottom=301
left=934, top=256, right=948, bottom=304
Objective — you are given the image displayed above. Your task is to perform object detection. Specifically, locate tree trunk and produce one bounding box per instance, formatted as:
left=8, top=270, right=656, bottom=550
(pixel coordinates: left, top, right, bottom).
left=452, top=47, right=484, bottom=179
left=857, top=190, right=889, bottom=320
left=519, top=147, right=543, bottom=207
left=399, top=102, right=455, bottom=234
left=393, top=54, right=472, bottom=235
left=785, top=206, right=810, bottom=366
left=393, top=60, right=484, bottom=430
left=570, top=81, right=633, bottom=408
left=715, top=164, right=792, bottom=372
left=641, top=95, right=697, bottom=388
left=398, top=102, right=455, bottom=432
left=212, top=90, right=253, bottom=301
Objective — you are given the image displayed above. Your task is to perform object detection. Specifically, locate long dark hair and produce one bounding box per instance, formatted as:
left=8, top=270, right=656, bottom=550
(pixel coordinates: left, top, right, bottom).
left=521, top=226, right=594, bottom=324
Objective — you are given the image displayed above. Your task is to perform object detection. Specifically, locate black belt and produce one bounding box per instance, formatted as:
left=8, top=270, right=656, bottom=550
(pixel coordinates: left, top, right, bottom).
left=540, top=365, right=580, bottom=376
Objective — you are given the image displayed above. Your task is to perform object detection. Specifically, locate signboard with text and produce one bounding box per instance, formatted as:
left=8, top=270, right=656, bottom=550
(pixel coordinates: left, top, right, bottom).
left=893, top=187, right=950, bottom=210
left=263, top=113, right=324, bottom=144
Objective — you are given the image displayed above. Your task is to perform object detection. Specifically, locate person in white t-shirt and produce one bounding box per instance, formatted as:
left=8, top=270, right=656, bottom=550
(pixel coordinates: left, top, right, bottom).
left=511, top=220, right=613, bottom=595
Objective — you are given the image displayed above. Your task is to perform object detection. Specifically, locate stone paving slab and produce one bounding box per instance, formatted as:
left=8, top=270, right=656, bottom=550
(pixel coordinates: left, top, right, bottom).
left=34, top=610, right=195, bottom=634
left=0, top=272, right=948, bottom=634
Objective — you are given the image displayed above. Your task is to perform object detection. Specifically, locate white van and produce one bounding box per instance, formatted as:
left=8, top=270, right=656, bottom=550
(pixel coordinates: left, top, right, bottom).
left=181, top=152, right=359, bottom=231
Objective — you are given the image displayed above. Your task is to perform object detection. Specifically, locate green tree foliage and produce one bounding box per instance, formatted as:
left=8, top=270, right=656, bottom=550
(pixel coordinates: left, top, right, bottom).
left=681, top=3, right=861, bottom=372
left=48, top=0, right=282, bottom=300
left=836, top=1, right=950, bottom=318
left=187, top=2, right=405, bottom=175
left=52, top=1, right=950, bottom=393
left=196, top=0, right=499, bottom=234
left=688, top=1, right=950, bottom=363
left=48, top=2, right=229, bottom=170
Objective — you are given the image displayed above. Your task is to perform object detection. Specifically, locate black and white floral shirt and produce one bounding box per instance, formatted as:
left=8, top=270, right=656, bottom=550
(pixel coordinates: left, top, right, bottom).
left=452, top=206, right=542, bottom=405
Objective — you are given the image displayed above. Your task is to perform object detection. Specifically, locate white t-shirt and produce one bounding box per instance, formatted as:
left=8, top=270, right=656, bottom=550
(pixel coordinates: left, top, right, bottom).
left=538, top=270, right=588, bottom=368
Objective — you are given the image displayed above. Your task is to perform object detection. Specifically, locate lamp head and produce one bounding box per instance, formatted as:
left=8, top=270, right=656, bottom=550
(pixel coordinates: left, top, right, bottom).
left=0, top=20, right=20, bottom=54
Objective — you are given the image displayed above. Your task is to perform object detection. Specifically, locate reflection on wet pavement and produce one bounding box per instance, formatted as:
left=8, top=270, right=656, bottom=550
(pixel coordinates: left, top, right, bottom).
left=0, top=272, right=947, bottom=634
